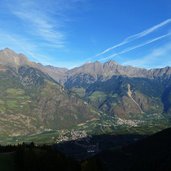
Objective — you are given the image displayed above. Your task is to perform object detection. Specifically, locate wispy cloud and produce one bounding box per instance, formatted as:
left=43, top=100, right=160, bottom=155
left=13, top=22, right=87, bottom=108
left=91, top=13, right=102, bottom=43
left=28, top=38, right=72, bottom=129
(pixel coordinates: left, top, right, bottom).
left=7, top=0, right=65, bottom=48
left=95, top=18, right=171, bottom=57
left=2, top=0, right=87, bottom=49
left=0, top=29, right=49, bottom=62
left=123, top=42, right=171, bottom=68
left=100, top=32, right=171, bottom=61
left=0, top=0, right=87, bottom=66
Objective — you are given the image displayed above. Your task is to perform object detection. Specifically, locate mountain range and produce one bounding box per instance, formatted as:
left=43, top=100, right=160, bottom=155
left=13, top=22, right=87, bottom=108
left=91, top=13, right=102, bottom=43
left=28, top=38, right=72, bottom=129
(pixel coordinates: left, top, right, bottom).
left=0, top=48, right=171, bottom=141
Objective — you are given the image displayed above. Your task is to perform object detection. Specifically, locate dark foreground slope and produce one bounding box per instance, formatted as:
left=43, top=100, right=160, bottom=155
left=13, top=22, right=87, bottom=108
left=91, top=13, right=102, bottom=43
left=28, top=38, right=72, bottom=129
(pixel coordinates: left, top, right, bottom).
left=85, top=127, right=171, bottom=171
left=0, top=128, right=171, bottom=171
left=0, top=144, right=80, bottom=171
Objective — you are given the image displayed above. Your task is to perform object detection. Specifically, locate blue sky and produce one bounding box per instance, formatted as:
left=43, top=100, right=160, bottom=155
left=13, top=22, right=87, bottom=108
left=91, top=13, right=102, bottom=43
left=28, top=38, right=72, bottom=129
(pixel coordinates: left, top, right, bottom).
left=0, top=0, right=171, bottom=68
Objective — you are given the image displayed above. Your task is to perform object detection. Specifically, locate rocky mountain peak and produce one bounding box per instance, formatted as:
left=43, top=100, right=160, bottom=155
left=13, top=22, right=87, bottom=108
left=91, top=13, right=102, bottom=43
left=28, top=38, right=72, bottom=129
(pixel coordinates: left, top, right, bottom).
left=0, top=48, right=29, bottom=67
left=0, top=48, right=171, bottom=83
left=1, top=47, right=16, bottom=54
left=69, top=60, right=120, bottom=76
left=104, top=60, right=118, bottom=66
left=69, top=61, right=103, bottom=76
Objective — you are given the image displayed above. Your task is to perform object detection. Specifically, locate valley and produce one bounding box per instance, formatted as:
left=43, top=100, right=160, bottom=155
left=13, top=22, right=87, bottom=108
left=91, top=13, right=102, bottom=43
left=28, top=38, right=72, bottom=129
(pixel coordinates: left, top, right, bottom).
left=0, top=48, right=171, bottom=144
left=0, top=1, right=170, bottom=170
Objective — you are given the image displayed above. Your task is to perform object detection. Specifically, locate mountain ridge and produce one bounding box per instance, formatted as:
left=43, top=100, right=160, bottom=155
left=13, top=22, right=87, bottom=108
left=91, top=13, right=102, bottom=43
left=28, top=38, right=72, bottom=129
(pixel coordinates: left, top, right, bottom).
left=1, top=48, right=171, bottom=83
left=0, top=49, right=100, bottom=136
left=0, top=48, right=171, bottom=138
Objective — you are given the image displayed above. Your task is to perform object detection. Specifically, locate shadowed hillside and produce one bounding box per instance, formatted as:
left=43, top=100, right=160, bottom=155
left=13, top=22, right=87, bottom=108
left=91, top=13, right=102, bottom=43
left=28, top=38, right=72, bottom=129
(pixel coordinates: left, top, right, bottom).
left=84, top=127, right=171, bottom=171
left=0, top=128, right=171, bottom=171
